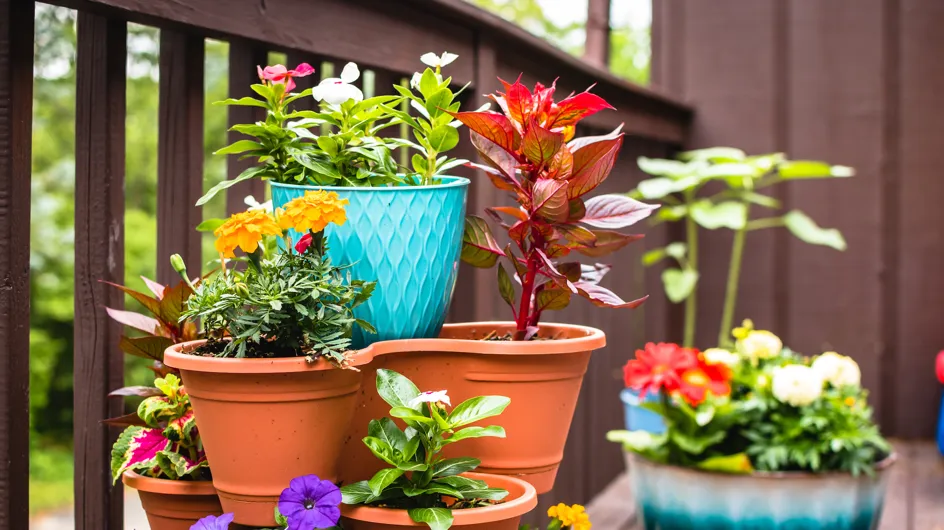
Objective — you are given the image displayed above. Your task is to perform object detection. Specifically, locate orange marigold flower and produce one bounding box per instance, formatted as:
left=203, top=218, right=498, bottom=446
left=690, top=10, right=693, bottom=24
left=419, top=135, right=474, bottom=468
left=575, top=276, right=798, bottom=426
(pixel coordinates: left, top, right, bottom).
left=548, top=503, right=591, bottom=530
left=214, top=209, right=282, bottom=257
left=277, top=190, right=349, bottom=234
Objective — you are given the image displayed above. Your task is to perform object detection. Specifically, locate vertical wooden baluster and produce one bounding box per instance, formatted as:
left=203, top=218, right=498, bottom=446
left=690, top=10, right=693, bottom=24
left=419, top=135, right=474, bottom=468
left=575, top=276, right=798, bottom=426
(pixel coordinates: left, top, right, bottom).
left=74, top=12, right=126, bottom=530
left=585, top=0, right=612, bottom=68
left=226, top=39, right=267, bottom=215
left=287, top=51, right=322, bottom=113
left=158, top=30, right=204, bottom=284
left=0, top=1, right=33, bottom=528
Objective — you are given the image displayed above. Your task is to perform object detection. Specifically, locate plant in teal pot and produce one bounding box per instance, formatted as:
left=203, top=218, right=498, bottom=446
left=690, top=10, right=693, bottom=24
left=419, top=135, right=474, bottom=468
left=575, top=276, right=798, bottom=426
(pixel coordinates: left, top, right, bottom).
left=199, top=53, right=471, bottom=346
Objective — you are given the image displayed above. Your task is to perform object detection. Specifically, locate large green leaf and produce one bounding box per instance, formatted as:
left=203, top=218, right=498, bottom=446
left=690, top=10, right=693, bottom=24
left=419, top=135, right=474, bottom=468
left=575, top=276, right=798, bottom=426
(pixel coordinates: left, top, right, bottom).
left=447, top=396, right=510, bottom=428
left=444, top=425, right=506, bottom=444
left=497, top=264, right=515, bottom=309
left=637, top=156, right=691, bottom=177
left=213, top=139, right=263, bottom=156
left=341, top=481, right=375, bottom=504
left=368, top=467, right=405, bottom=495
left=376, top=369, right=422, bottom=410
left=432, top=457, right=480, bottom=478
left=783, top=210, right=847, bottom=250
left=689, top=201, right=747, bottom=230
left=779, top=160, right=855, bottom=179
left=368, top=418, right=408, bottom=453
left=362, top=436, right=399, bottom=467
left=678, top=147, right=746, bottom=162
left=606, top=430, right=667, bottom=452
left=662, top=268, right=699, bottom=303
left=642, top=242, right=687, bottom=266
left=408, top=508, right=454, bottom=530
left=427, top=125, right=460, bottom=152
left=196, top=166, right=265, bottom=206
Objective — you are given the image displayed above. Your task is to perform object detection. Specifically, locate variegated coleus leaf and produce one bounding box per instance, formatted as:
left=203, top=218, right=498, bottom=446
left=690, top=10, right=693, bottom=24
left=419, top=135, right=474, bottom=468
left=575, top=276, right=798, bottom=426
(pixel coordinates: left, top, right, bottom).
left=155, top=449, right=208, bottom=480
left=110, top=426, right=172, bottom=483
left=163, top=409, right=197, bottom=445
left=137, top=396, right=176, bottom=427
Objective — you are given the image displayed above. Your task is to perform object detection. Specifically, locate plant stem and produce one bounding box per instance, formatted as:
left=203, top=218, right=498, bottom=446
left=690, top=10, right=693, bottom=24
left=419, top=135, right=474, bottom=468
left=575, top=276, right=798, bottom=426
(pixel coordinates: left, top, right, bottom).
left=515, top=252, right=538, bottom=339
left=683, top=193, right=699, bottom=347
left=718, top=202, right=751, bottom=347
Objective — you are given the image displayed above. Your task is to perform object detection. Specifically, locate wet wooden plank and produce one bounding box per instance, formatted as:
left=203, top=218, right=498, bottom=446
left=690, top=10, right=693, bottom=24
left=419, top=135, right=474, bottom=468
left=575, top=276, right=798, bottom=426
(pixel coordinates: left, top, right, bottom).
left=73, top=12, right=126, bottom=530
left=909, top=441, right=944, bottom=530
left=0, top=1, right=33, bottom=528
left=157, top=30, right=204, bottom=284
left=586, top=471, right=635, bottom=530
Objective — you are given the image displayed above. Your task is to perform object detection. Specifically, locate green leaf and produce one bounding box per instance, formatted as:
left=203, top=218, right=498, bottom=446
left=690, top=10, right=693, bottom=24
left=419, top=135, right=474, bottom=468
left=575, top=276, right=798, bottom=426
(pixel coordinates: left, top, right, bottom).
left=783, top=210, right=847, bottom=250
left=425, top=88, right=453, bottom=117
left=497, top=264, right=515, bottom=308
left=432, top=457, right=480, bottom=478
left=316, top=136, right=338, bottom=157
left=196, top=166, right=264, bottom=206
left=662, top=268, right=699, bottom=303
left=341, top=481, right=375, bottom=504
left=445, top=425, right=506, bottom=444
left=690, top=201, right=747, bottom=230
left=637, top=156, right=692, bottom=177
left=460, top=216, right=504, bottom=268
left=195, top=218, right=226, bottom=233
left=389, top=407, right=434, bottom=424
left=606, top=430, right=667, bottom=452
left=419, top=69, right=440, bottom=97
left=408, top=507, right=454, bottom=530
left=368, top=467, right=405, bottom=495
left=678, top=147, right=746, bottom=162
left=642, top=242, right=686, bottom=266
left=213, top=139, right=263, bottom=156
left=635, top=176, right=699, bottom=200
left=534, top=287, right=571, bottom=312
left=670, top=429, right=726, bottom=454
left=427, top=125, right=460, bottom=152
left=779, top=160, right=855, bottom=179
left=447, top=396, right=511, bottom=428
left=362, top=436, right=399, bottom=467
left=696, top=453, right=754, bottom=474
left=376, top=369, right=422, bottom=410
left=467, top=487, right=509, bottom=501
left=214, top=96, right=268, bottom=108
left=368, top=417, right=408, bottom=452
left=699, top=163, right=762, bottom=179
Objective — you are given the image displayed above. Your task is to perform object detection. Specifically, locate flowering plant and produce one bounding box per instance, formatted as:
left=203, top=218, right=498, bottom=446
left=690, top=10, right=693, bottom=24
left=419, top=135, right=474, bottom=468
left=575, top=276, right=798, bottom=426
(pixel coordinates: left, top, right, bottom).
left=110, top=374, right=208, bottom=482
left=341, top=369, right=511, bottom=529
left=631, top=148, right=853, bottom=347
left=518, top=503, right=592, bottom=530
left=608, top=321, right=890, bottom=475
left=453, top=78, right=658, bottom=339
left=180, top=191, right=375, bottom=362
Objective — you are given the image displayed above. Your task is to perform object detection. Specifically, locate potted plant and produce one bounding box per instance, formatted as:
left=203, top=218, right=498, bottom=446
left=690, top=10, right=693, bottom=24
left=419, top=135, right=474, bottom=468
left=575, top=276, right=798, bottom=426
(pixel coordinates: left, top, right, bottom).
left=340, top=369, right=537, bottom=529
left=111, top=373, right=221, bottom=530
left=198, top=53, right=472, bottom=347
left=608, top=325, right=894, bottom=530
left=340, top=77, right=657, bottom=493
left=520, top=504, right=592, bottom=530
left=163, top=194, right=376, bottom=526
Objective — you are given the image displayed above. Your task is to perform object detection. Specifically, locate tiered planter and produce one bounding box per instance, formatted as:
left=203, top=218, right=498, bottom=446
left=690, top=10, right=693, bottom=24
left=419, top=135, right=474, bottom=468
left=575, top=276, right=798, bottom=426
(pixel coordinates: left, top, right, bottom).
left=339, top=322, right=606, bottom=494
left=270, top=177, right=469, bottom=348
left=164, top=340, right=372, bottom=527
left=627, top=453, right=897, bottom=530
left=122, top=471, right=222, bottom=530
left=340, top=472, right=537, bottom=529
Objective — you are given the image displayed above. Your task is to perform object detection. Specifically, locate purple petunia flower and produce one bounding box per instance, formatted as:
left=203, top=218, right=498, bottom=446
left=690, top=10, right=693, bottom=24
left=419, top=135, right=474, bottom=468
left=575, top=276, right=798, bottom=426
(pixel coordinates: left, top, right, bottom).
left=278, top=474, right=342, bottom=530
left=190, top=512, right=234, bottom=530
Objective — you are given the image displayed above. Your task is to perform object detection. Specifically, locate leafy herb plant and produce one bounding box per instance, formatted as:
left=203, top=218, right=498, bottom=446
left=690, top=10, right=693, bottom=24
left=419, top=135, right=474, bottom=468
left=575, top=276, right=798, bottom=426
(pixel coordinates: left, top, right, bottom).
left=341, top=369, right=511, bottom=530
left=453, top=78, right=658, bottom=340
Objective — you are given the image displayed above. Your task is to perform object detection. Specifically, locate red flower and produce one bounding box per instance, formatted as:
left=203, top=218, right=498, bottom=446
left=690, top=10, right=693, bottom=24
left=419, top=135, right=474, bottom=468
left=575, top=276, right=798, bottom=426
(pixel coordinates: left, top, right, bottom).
left=677, top=357, right=732, bottom=406
left=256, top=63, right=315, bottom=93
left=936, top=350, right=944, bottom=384
left=623, top=343, right=698, bottom=398
left=294, top=233, right=313, bottom=254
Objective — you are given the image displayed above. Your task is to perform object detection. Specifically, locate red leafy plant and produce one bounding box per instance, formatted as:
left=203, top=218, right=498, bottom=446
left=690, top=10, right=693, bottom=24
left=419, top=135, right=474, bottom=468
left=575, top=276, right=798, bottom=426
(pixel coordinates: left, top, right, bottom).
left=451, top=78, right=658, bottom=339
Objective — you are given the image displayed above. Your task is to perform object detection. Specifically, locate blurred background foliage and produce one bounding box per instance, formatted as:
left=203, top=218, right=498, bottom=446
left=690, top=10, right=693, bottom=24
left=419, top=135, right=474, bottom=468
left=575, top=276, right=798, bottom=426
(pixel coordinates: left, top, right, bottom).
left=28, top=0, right=650, bottom=517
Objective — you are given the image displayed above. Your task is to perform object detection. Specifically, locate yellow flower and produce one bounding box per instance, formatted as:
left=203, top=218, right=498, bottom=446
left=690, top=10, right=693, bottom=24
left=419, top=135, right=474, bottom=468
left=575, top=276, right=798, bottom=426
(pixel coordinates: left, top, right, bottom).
left=732, top=318, right=754, bottom=340
left=214, top=209, right=282, bottom=257
left=277, top=190, right=349, bottom=234
left=548, top=503, right=591, bottom=530
left=737, top=329, right=783, bottom=365
left=844, top=396, right=856, bottom=407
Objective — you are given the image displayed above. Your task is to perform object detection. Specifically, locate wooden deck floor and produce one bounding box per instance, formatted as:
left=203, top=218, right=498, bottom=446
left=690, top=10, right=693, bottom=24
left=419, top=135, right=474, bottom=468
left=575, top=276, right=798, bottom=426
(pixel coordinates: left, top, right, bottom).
left=585, top=440, right=944, bottom=530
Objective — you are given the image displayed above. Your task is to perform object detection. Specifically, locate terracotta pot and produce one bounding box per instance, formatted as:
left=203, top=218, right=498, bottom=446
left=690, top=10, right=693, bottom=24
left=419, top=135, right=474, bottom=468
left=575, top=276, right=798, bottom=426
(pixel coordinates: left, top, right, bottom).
left=341, top=322, right=605, bottom=494
left=627, top=452, right=897, bottom=530
left=122, top=471, right=222, bottom=530
left=163, top=340, right=372, bottom=527
left=340, top=472, right=537, bottom=529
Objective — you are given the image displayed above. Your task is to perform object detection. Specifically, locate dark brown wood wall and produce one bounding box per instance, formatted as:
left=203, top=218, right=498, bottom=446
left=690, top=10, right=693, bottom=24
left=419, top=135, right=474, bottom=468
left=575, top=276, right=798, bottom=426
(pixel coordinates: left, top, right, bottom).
left=653, top=0, right=944, bottom=438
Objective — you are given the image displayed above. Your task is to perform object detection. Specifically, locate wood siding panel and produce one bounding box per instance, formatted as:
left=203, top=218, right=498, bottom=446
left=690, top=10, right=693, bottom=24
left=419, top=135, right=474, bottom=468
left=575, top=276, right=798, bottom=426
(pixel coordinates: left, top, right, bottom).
left=226, top=40, right=267, bottom=215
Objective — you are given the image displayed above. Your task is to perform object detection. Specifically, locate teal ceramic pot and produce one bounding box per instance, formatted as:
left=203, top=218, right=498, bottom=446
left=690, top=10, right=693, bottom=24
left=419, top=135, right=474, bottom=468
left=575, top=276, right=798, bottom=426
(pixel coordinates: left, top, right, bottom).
left=628, top=453, right=896, bottom=530
left=270, top=178, right=469, bottom=348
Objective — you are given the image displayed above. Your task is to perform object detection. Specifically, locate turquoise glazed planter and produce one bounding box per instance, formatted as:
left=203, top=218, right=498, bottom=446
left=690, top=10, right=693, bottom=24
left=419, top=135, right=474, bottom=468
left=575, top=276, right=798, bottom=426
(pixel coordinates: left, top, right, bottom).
left=270, top=178, right=469, bottom=347
left=628, top=453, right=896, bottom=530
left=621, top=388, right=666, bottom=434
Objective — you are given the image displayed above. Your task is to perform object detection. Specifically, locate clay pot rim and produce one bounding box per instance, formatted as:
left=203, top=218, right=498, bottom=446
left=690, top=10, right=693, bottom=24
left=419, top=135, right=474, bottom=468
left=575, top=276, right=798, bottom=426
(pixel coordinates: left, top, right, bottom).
left=163, top=339, right=374, bottom=373
left=270, top=176, right=470, bottom=192
left=628, top=451, right=898, bottom=480
left=339, top=472, right=537, bottom=525
left=365, top=322, right=606, bottom=356
left=121, top=470, right=218, bottom=495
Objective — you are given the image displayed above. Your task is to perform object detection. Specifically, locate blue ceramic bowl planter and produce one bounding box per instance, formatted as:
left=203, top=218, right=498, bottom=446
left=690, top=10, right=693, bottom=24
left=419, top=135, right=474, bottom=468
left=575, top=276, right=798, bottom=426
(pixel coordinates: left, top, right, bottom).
left=620, top=388, right=666, bottom=434
left=270, top=177, right=469, bottom=348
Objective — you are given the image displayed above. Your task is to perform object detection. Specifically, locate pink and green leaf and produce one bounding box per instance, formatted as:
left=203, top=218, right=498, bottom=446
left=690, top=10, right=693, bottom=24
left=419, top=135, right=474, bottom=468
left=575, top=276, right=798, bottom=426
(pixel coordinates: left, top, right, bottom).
left=521, top=121, right=563, bottom=166
left=449, top=111, right=517, bottom=153
left=548, top=91, right=614, bottom=129
left=575, top=230, right=644, bottom=258
left=137, top=396, right=177, bottom=427
left=535, top=286, right=571, bottom=312
left=581, top=194, right=659, bottom=229
left=568, top=136, right=623, bottom=199
left=105, top=308, right=165, bottom=337
left=119, top=335, right=173, bottom=362
left=111, top=426, right=171, bottom=482
left=461, top=216, right=506, bottom=268
left=499, top=77, right=533, bottom=127
left=163, top=409, right=197, bottom=444
left=532, top=179, right=569, bottom=223
left=109, top=386, right=163, bottom=398
left=574, top=282, right=648, bottom=309
left=141, top=276, right=166, bottom=299
left=101, top=281, right=162, bottom=318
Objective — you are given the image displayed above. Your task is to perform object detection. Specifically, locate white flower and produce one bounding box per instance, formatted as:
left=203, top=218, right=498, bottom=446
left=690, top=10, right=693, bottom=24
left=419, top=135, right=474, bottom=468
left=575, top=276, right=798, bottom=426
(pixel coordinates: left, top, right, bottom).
left=772, top=365, right=824, bottom=407
left=409, top=390, right=451, bottom=408
left=243, top=195, right=272, bottom=212
left=811, top=352, right=861, bottom=388
left=738, top=330, right=783, bottom=363
left=410, top=72, right=423, bottom=90
left=420, top=52, right=458, bottom=68
left=703, top=348, right=740, bottom=368
left=312, top=62, right=363, bottom=105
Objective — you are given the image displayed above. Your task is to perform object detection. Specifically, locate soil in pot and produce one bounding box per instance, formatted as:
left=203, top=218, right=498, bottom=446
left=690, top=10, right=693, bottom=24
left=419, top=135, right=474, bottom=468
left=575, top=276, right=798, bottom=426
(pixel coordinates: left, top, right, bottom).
left=122, top=471, right=222, bottom=530
left=164, top=340, right=372, bottom=527
left=340, top=322, right=605, bottom=494
left=340, top=472, right=537, bottom=530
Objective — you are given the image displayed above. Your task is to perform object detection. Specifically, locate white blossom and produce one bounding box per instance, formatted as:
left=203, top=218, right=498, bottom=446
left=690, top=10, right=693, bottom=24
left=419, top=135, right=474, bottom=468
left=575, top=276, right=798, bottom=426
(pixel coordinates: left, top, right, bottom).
left=772, top=365, right=824, bottom=407
left=312, top=62, right=363, bottom=105
left=811, top=352, right=861, bottom=388
left=409, top=390, right=451, bottom=408
left=420, top=52, right=458, bottom=68
left=703, top=348, right=740, bottom=368
left=738, top=330, right=783, bottom=363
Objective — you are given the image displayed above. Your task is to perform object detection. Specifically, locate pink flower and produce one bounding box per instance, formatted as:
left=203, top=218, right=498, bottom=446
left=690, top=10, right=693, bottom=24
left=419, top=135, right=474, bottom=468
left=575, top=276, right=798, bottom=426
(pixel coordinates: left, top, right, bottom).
left=294, top=233, right=313, bottom=254
left=937, top=350, right=944, bottom=384
left=256, top=63, right=315, bottom=93
left=409, top=390, right=451, bottom=408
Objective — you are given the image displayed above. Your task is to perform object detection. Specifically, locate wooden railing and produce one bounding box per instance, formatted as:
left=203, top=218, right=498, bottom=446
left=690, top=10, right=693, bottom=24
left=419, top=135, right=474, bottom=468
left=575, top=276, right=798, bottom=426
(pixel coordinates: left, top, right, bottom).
left=0, top=0, right=691, bottom=527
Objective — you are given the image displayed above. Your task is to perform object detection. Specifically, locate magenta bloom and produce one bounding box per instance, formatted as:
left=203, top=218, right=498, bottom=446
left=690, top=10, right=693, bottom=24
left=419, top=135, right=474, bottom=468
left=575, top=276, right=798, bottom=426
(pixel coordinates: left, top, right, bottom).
left=256, top=63, right=315, bottom=92
left=190, top=512, right=233, bottom=530
left=278, top=475, right=342, bottom=530
left=294, top=232, right=313, bottom=254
